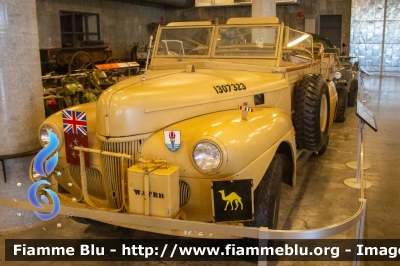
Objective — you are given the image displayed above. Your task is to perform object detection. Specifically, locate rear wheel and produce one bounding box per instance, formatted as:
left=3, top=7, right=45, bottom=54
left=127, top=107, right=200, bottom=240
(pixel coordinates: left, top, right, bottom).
left=334, top=86, right=348, bottom=123
left=348, top=79, right=359, bottom=107
left=294, top=74, right=330, bottom=152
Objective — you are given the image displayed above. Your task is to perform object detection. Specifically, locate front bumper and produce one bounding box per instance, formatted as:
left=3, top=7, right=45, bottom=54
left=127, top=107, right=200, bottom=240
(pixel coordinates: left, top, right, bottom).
left=0, top=196, right=367, bottom=240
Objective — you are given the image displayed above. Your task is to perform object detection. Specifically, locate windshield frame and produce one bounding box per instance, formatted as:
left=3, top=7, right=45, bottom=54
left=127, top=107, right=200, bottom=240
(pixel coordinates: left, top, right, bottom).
left=281, top=27, right=314, bottom=62
left=212, top=24, right=283, bottom=59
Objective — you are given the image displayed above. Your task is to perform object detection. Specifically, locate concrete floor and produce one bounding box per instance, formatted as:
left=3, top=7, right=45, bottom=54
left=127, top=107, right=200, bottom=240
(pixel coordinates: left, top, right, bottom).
left=0, top=75, right=399, bottom=265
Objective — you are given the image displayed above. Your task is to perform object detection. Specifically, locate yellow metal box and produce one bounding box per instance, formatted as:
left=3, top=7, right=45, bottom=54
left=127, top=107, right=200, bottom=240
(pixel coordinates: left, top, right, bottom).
left=127, top=164, right=180, bottom=218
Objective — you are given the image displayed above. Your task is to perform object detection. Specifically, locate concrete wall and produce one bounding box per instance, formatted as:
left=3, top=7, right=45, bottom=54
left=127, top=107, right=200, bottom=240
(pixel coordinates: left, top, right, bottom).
left=36, top=0, right=166, bottom=60
left=0, top=0, right=44, bottom=156
left=35, top=0, right=351, bottom=59
left=165, top=0, right=352, bottom=47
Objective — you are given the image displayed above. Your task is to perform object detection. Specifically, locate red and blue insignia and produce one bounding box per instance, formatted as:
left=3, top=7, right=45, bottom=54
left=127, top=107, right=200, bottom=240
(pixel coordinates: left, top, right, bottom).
left=62, top=110, right=90, bottom=166
left=164, top=130, right=181, bottom=152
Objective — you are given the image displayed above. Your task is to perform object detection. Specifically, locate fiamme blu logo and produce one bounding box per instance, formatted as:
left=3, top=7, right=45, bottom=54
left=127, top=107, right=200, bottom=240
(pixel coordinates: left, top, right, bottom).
left=29, top=130, right=61, bottom=220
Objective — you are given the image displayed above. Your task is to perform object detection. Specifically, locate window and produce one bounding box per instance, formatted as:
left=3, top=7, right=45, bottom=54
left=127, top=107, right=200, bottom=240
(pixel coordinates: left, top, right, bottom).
left=60, top=11, right=100, bottom=48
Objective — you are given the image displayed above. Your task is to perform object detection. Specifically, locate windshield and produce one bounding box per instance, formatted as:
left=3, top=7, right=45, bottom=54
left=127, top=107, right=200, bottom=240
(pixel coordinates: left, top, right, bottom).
left=214, top=25, right=280, bottom=58
left=286, top=29, right=312, bottom=49
left=154, top=26, right=213, bottom=57
left=281, top=28, right=313, bottom=63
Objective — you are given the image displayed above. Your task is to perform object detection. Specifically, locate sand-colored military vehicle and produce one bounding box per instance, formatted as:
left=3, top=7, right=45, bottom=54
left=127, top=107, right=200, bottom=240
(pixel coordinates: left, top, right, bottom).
left=31, top=17, right=339, bottom=237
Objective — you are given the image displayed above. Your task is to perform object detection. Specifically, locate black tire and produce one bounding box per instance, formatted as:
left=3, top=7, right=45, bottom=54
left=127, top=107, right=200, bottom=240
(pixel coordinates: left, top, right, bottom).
left=348, top=79, right=359, bottom=107
left=70, top=216, right=97, bottom=224
left=246, top=155, right=283, bottom=229
left=315, top=136, right=329, bottom=156
left=244, top=155, right=285, bottom=262
left=294, top=73, right=330, bottom=152
left=334, top=86, right=348, bottom=123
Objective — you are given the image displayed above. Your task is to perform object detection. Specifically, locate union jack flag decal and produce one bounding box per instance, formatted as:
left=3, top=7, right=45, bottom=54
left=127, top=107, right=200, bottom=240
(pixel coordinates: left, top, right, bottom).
left=62, top=110, right=88, bottom=135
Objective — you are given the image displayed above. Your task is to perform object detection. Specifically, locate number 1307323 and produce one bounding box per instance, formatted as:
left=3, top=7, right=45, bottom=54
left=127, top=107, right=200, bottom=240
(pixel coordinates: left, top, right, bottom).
left=213, top=83, right=246, bottom=94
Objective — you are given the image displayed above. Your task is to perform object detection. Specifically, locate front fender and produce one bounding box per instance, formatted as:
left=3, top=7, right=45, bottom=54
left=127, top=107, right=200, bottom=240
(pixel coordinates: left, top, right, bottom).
left=139, top=108, right=293, bottom=179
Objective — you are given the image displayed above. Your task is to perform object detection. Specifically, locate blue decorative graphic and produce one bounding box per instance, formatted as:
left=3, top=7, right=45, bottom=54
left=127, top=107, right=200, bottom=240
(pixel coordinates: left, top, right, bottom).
left=41, top=195, right=49, bottom=204
left=33, top=130, right=59, bottom=177
left=28, top=180, right=60, bottom=221
left=29, top=129, right=61, bottom=221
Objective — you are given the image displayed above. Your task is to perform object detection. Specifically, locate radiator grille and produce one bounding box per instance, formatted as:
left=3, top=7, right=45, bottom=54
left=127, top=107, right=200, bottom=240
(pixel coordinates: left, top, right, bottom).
left=68, top=164, right=107, bottom=200
left=179, top=181, right=190, bottom=207
left=101, top=140, right=143, bottom=209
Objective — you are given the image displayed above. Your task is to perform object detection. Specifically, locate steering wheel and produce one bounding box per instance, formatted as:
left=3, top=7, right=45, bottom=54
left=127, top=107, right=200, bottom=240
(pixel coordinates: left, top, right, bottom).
left=186, top=46, right=209, bottom=55
left=167, top=51, right=179, bottom=56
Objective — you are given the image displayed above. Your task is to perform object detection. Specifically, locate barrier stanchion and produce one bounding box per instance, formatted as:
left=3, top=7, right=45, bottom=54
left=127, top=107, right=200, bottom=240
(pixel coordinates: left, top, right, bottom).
left=346, top=69, right=371, bottom=170
left=344, top=99, right=376, bottom=265
left=344, top=120, right=372, bottom=189
left=353, top=199, right=367, bottom=266
left=345, top=100, right=377, bottom=189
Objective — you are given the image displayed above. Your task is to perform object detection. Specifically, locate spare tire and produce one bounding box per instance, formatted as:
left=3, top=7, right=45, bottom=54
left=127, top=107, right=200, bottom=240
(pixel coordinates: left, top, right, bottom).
left=294, top=73, right=330, bottom=152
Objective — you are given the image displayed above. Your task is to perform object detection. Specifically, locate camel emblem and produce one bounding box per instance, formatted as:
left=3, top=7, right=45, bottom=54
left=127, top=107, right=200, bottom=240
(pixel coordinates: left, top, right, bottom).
left=218, top=190, right=243, bottom=211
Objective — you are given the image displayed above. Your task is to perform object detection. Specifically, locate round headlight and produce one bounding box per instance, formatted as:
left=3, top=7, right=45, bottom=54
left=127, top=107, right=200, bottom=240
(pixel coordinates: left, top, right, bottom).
left=39, top=125, right=59, bottom=147
left=31, top=168, right=43, bottom=182
left=192, top=141, right=222, bottom=173
left=334, top=71, right=342, bottom=79
left=29, top=158, right=43, bottom=182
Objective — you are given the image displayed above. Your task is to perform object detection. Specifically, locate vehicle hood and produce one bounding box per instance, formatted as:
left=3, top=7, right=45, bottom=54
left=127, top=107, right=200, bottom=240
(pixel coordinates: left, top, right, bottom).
left=96, top=68, right=286, bottom=137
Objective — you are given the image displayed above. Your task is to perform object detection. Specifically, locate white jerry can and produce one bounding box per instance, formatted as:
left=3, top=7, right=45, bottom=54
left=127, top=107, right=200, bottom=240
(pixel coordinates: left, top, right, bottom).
left=127, top=163, right=180, bottom=218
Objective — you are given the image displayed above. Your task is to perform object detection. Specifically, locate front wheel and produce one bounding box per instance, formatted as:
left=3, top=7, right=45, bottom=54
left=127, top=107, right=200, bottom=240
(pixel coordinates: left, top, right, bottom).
left=246, top=154, right=283, bottom=229
left=70, top=216, right=97, bottom=225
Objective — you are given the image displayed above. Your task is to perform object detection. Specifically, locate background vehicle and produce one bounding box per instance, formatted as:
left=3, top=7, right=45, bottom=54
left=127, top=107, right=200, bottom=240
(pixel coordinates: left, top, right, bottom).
left=32, top=17, right=339, bottom=238
left=39, top=42, right=112, bottom=75
left=42, top=70, right=118, bottom=117
left=311, top=33, right=359, bottom=122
